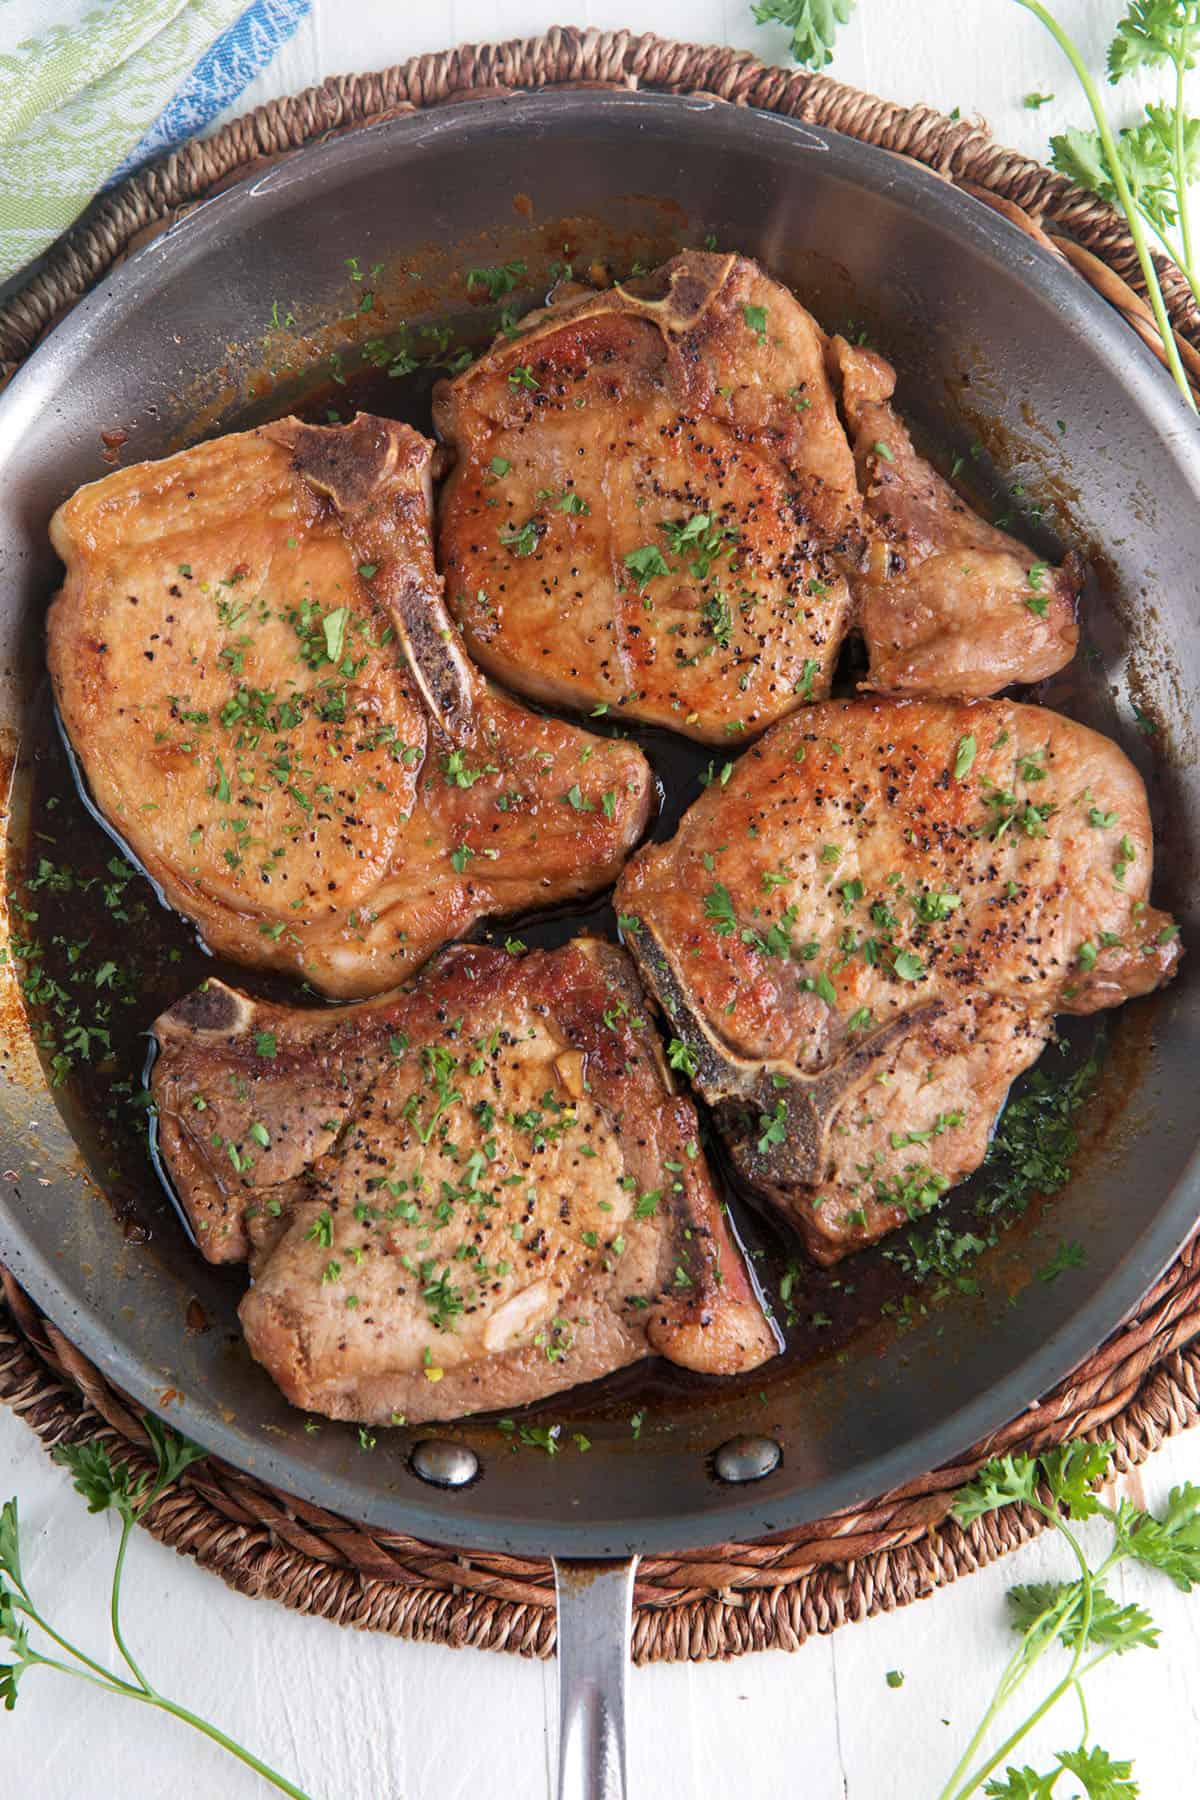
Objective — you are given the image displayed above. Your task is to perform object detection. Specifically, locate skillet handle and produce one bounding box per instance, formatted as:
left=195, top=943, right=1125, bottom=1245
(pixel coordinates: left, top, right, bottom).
left=553, top=1556, right=639, bottom=1800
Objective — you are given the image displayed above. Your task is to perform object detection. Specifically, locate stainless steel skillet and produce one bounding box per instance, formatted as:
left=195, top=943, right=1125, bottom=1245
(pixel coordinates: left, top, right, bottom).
left=0, top=92, right=1197, bottom=1799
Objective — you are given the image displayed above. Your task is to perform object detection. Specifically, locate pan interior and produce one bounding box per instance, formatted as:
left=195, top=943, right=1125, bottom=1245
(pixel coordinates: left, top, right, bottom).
left=0, top=93, right=1197, bottom=1556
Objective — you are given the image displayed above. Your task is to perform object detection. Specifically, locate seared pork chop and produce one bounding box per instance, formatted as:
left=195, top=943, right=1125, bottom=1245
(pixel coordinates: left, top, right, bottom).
left=615, top=698, right=1180, bottom=1263
left=48, top=416, right=652, bottom=999
left=434, top=252, right=1077, bottom=741
left=151, top=938, right=776, bottom=1423
left=827, top=336, right=1079, bottom=696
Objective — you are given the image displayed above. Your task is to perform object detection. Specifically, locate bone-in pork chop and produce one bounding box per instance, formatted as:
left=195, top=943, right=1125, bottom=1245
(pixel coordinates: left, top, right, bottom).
left=48, top=416, right=652, bottom=999
left=615, top=698, right=1180, bottom=1263
left=827, top=335, right=1079, bottom=697
left=434, top=252, right=1078, bottom=742
left=150, top=938, right=777, bottom=1423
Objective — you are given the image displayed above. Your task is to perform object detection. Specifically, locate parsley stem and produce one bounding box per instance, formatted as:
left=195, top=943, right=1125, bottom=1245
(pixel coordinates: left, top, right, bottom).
left=1015, top=0, right=1197, bottom=413
left=27, top=1649, right=316, bottom=1800
left=1073, top=1674, right=1090, bottom=1747
left=1174, top=49, right=1196, bottom=290
left=933, top=1586, right=1066, bottom=1800
left=111, top=1511, right=152, bottom=1692
left=137, top=1692, right=315, bottom=1799
left=14, top=1596, right=143, bottom=1692
left=947, top=1504, right=1096, bottom=1800
left=26, top=1650, right=148, bottom=1697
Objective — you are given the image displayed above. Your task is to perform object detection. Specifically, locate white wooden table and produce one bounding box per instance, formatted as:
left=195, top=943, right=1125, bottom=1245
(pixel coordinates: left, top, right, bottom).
left=6, top=3, right=1200, bottom=1794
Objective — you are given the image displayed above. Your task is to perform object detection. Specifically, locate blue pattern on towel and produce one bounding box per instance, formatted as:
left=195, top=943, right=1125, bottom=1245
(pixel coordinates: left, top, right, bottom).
left=114, top=0, right=311, bottom=180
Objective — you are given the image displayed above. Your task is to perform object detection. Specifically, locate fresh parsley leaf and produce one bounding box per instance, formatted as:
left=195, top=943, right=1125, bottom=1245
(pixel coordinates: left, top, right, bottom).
left=1054, top=1744, right=1139, bottom=1798
left=1109, top=2, right=1200, bottom=81
left=1007, top=1581, right=1159, bottom=1653
left=142, top=1417, right=207, bottom=1499
left=1116, top=1482, right=1200, bottom=1589
left=1040, top=1440, right=1113, bottom=1520
left=51, top=1441, right=142, bottom=1521
left=953, top=1454, right=1040, bottom=1525
left=752, top=0, right=857, bottom=69
left=982, top=1765, right=1058, bottom=1799
left=0, top=1499, right=21, bottom=1588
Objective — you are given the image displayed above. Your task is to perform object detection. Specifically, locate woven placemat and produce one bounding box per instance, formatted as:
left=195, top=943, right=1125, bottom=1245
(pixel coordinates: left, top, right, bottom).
left=3, top=27, right=1200, bottom=1665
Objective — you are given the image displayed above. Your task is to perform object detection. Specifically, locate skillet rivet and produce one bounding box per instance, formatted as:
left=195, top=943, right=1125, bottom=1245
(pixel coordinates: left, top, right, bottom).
left=713, top=1435, right=782, bottom=1484
left=410, top=1439, right=479, bottom=1489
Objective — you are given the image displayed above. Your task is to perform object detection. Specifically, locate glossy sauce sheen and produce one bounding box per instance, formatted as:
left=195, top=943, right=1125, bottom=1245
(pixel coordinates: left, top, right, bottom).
left=17, top=342, right=1121, bottom=1431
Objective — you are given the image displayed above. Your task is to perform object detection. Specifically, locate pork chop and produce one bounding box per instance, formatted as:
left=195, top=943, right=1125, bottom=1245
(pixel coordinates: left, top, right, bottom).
left=48, top=415, right=652, bottom=999
left=150, top=938, right=777, bottom=1424
left=615, top=697, right=1180, bottom=1263
left=433, top=251, right=1078, bottom=742
left=827, top=335, right=1079, bottom=696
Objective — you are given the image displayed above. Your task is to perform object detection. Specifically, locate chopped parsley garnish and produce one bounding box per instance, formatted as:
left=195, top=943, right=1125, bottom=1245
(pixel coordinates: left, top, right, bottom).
left=443, top=749, right=497, bottom=789
left=659, top=511, right=735, bottom=579
left=466, top=260, right=527, bottom=299
left=743, top=302, right=768, bottom=343
left=701, top=591, right=733, bottom=648
left=703, top=883, right=737, bottom=935
left=498, top=518, right=541, bottom=557
left=954, top=734, right=977, bottom=780
left=623, top=544, right=671, bottom=588
left=757, top=1100, right=787, bottom=1153
left=795, top=658, right=820, bottom=700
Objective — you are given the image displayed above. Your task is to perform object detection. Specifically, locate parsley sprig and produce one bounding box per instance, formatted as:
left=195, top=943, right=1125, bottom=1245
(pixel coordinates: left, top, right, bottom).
left=1, top=1421, right=311, bottom=1797
left=751, top=0, right=856, bottom=67
left=936, top=1439, right=1200, bottom=1799
left=1019, top=0, right=1200, bottom=412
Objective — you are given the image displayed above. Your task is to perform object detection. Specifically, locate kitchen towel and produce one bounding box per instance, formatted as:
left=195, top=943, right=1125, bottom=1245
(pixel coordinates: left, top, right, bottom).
left=0, top=0, right=310, bottom=280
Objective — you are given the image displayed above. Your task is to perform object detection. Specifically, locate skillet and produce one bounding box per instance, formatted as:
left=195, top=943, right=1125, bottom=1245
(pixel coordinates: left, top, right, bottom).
left=0, top=92, right=1198, bottom=1798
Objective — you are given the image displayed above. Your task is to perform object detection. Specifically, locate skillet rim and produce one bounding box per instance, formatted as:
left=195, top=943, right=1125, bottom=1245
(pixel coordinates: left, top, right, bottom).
left=1, top=88, right=1198, bottom=1556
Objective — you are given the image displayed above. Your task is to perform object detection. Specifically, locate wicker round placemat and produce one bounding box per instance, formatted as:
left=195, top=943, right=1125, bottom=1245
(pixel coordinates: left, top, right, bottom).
left=3, top=27, right=1200, bottom=1665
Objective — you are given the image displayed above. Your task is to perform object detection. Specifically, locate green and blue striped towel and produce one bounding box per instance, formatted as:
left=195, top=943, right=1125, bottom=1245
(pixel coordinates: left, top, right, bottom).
left=0, top=0, right=310, bottom=281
